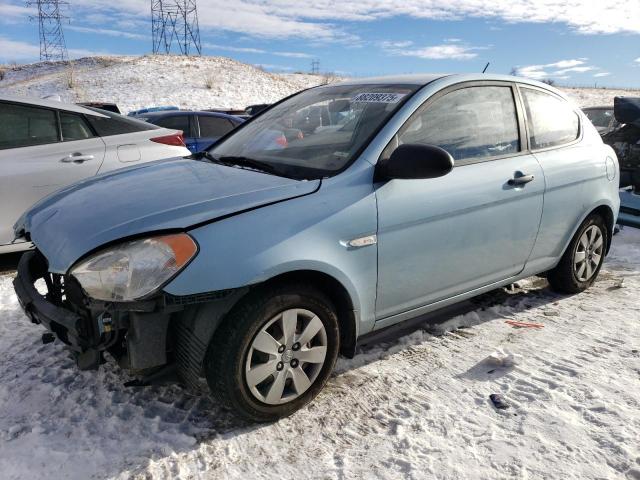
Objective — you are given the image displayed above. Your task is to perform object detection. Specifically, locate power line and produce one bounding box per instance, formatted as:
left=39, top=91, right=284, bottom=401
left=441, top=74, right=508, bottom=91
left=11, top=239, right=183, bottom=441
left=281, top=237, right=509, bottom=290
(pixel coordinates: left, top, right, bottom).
left=151, top=0, right=202, bottom=56
left=26, top=0, right=68, bottom=61
left=311, top=59, right=320, bottom=75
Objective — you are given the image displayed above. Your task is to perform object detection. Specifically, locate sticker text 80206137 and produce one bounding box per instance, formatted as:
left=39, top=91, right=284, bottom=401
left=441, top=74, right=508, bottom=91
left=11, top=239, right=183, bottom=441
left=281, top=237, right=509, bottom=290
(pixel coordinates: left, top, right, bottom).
left=351, top=93, right=406, bottom=104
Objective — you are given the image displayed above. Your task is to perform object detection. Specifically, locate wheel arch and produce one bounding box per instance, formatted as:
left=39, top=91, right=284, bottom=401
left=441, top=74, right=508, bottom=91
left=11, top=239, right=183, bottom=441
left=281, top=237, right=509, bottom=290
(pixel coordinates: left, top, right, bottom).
left=590, top=204, right=615, bottom=255
left=557, top=202, right=616, bottom=262
left=258, top=270, right=359, bottom=358
left=173, top=268, right=359, bottom=390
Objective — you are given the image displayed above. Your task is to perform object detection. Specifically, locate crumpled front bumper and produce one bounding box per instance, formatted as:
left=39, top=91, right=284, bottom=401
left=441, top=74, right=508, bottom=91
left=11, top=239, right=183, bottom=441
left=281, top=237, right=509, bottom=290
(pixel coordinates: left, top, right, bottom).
left=13, top=250, right=189, bottom=373
left=13, top=251, right=90, bottom=352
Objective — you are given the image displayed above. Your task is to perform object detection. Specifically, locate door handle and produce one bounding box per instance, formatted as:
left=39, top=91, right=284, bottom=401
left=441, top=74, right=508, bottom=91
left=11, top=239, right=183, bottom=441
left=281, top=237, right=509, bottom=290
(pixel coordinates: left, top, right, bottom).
left=60, top=153, right=95, bottom=163
left=508, top=173, right=534, bottom=186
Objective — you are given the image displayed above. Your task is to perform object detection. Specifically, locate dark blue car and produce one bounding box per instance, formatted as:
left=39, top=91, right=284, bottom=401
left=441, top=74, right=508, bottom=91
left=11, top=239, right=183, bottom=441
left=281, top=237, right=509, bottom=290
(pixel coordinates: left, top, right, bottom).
left=135, top=111, right=244, bottom=153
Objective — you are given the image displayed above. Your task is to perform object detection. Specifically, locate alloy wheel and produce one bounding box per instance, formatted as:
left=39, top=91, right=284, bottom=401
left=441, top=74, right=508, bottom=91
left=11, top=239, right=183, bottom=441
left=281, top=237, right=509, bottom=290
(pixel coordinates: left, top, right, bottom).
left=573, top=225, right=604, bottom=282
left=244, top=308, right=328, bottom=405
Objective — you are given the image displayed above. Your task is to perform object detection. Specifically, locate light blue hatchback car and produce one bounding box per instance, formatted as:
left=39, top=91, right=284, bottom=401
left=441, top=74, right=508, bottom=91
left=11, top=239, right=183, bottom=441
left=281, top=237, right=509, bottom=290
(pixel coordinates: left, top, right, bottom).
left=13, top=74, right=620, bottom=421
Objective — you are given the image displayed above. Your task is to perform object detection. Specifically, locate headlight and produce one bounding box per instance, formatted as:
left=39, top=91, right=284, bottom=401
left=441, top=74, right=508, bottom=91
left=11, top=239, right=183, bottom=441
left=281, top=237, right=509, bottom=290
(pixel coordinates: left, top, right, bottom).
left=70, top=233, right=198, bottom=301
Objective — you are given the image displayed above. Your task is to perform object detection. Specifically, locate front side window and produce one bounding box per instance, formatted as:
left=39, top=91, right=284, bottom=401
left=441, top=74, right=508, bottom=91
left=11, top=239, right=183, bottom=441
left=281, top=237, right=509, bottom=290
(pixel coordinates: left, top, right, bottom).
left=521, top=88, right=579, bottom=149
left=209, top=84, right=420, bottom=179
left=397, top=86, right=520, bottom=162
left=60, top=112, right=94, bottom=141
left=0, top=103, right=58, bottom=149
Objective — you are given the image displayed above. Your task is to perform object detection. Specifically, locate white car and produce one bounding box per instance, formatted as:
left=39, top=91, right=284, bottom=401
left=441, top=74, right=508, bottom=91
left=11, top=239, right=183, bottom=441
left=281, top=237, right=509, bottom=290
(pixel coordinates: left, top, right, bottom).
left=0, top=95, right=191, bottom=253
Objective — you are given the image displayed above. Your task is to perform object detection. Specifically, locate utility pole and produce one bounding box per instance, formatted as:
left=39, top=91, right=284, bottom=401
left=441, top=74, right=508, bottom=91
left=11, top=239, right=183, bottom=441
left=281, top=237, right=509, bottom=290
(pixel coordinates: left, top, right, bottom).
left=311, top=59, right=320, bottom=75
left=151, top=0, right=202, bottom=56
left=26, top=0, right=68, bottom=61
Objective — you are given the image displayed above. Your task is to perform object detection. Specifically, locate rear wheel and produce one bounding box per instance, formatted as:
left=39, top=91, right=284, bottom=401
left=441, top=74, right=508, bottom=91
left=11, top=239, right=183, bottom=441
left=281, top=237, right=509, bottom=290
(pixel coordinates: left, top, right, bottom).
left=548, top=214, right=607, bottom=294
left=204, top=284, right=340, bottom=422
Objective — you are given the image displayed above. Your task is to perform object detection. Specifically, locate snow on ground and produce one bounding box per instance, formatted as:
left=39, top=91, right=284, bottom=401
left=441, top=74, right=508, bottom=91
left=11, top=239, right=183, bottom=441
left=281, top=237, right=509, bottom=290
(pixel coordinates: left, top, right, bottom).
left=1, top=55, right=637, bottom=113
left=0, top=56, right=336, bottom=112
left=0, top=228, right=639, bottom=480
left=563, top=86, right=640, bottom=108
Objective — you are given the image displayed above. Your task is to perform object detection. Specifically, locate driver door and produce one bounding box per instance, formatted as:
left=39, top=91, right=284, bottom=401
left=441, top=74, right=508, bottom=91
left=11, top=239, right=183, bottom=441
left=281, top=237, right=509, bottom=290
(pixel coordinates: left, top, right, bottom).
left=375, top=83, right=544, bottom=323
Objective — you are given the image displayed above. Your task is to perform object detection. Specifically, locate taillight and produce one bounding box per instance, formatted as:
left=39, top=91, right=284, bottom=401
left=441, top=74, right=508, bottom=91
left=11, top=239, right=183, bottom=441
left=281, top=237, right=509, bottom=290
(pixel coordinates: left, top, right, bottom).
left=150, top=131, right=185, bottom=147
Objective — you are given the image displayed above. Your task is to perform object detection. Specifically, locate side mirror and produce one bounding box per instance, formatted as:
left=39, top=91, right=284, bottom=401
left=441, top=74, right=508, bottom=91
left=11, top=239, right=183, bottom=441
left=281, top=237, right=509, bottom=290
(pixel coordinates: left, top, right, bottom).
left=375, top=143, right=454, bottom=181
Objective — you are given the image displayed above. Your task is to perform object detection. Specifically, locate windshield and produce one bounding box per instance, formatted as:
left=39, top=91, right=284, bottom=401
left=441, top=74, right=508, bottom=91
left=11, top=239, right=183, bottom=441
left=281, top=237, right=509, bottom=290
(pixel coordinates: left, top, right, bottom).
left=208, top=83, right=419, bottom=179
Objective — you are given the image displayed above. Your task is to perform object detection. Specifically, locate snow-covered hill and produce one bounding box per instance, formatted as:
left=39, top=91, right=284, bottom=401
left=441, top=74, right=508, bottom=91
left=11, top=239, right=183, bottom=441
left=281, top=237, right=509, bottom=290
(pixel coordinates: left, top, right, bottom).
left=0, top=55, right=336, bottom=113
left=1, top=55, right=636, bottom=114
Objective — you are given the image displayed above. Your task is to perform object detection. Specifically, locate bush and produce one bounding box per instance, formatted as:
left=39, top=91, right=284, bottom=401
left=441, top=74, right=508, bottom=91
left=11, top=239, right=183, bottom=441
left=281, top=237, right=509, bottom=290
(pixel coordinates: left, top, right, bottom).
left=0, top=68, right=5, bottom=81
left=205, top=75, right=215, bottom=89
left=67, top=69, right=76, bottom=89
left=541, top=78, right=556, bottom=86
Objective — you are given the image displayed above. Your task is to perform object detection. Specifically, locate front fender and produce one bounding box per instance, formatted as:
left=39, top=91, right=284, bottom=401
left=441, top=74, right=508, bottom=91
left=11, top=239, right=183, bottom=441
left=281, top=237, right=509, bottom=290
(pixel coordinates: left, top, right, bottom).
left=164, top=164, right=379, bottom=334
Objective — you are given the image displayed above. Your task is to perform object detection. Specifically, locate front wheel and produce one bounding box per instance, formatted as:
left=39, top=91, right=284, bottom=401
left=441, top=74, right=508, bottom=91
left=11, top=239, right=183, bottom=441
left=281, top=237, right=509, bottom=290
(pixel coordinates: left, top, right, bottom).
left=548, top=214, right=608, bottom=294
left=204, top=284, right=340, bottom=422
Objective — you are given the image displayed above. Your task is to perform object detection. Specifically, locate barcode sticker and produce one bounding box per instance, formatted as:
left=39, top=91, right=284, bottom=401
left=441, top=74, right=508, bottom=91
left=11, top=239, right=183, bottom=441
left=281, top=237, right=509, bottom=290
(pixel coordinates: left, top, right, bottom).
left=352, top=92, right=406, bottom=104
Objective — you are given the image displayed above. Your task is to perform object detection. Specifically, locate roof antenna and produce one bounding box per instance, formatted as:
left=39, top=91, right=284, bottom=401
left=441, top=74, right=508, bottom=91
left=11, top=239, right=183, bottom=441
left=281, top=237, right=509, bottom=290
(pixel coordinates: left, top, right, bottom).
left=482, top=62, right=490, bottom=73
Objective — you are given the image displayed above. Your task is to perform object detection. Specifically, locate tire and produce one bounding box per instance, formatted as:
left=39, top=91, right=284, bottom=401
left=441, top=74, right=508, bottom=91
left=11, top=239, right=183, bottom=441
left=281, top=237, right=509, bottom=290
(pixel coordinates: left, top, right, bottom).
left=204, top=283, right=340, bottom=422
left=547, top=214, right=608, bottom=294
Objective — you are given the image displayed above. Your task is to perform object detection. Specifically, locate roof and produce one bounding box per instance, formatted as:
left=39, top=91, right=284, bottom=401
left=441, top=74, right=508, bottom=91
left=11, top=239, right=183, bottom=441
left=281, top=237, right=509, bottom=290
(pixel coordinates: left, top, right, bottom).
left=333, top=73, right=568, bottom=93
left=137, top=110, right=244, bottom=122
left=335, top=74, right=448, bottom=86
left=0, top=94, right=109, bottom=117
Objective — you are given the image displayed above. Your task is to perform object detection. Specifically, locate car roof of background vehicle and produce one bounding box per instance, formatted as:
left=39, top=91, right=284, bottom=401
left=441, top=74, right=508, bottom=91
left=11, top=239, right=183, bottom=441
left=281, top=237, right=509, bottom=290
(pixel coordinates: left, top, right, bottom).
left=0, top=94, right=109, bottom=118
left=140, top=110, right=244, bottom=121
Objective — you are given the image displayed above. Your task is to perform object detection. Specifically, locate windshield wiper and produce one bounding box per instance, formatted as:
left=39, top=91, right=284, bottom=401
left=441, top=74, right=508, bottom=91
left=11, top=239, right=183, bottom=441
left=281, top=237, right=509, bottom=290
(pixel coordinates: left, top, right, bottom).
left=193, top=151, right=279, bottom=176
left=218, top=155, right=278, bottom=174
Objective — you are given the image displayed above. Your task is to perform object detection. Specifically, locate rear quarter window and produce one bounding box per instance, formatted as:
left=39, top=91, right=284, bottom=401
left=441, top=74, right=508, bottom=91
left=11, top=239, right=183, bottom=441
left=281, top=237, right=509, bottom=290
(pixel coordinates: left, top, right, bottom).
left=84, top=108, right=158, bottom=137
left=521, top=88, right=580, bottom=150
left=60, top=112, right=95, bottom=141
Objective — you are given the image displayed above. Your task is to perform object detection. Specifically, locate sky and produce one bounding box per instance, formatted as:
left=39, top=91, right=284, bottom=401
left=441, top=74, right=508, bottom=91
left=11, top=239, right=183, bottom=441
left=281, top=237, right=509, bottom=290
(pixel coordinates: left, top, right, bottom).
left=1, top=0, right=639, bottom=87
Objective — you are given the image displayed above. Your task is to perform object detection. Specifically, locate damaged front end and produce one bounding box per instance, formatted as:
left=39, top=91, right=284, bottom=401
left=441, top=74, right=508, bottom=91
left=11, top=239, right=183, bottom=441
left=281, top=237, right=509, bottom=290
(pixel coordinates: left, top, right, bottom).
left=13, top=250, right=178, bottom=372
left=13, top=249, right=247, bottom=389
left=603, top=97, right=640, bottom=191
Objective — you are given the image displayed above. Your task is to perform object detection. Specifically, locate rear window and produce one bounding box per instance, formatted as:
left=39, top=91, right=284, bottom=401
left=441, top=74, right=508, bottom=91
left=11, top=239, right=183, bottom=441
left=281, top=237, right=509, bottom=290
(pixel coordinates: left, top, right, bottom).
left=521, top=88, right=580, bottom=149
left=0, top=102, right=59, bottom=149
left=198, top=116, right=235, bottom=137
left=84, top=107, right=158, bottom=136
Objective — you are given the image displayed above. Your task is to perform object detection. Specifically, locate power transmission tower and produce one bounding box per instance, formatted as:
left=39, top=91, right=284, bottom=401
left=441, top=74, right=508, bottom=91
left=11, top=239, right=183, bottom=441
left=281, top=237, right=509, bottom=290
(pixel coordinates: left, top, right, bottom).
left=26, top=0, right=68, bottom=61
left=151, top=0, right=202, bottom=56
left=311, top=59, right=320, bottom=75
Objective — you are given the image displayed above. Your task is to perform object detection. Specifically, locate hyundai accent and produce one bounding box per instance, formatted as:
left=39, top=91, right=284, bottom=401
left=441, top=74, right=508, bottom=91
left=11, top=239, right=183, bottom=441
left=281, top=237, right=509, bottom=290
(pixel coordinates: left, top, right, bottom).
left=13, top=74, right=620, bottom=421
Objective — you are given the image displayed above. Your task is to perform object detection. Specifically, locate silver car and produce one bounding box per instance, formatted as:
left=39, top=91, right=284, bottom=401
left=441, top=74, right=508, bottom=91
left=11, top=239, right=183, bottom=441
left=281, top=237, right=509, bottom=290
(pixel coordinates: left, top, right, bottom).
left=0, top=95, right=191, bottom=253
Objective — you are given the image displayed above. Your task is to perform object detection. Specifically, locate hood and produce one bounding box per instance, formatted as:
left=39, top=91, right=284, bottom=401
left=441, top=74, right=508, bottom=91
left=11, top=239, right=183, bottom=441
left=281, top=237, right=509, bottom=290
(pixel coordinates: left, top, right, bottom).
left=16, top=158, right=319, bottom=273
left=614, top=96, right=640, bottom=128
